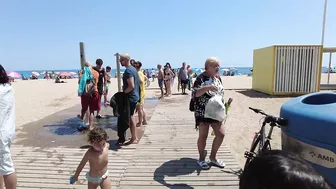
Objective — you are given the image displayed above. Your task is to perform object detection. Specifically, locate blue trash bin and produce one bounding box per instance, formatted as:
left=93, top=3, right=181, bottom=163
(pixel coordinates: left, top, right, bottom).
left=280, top=92, right=336, bottom=186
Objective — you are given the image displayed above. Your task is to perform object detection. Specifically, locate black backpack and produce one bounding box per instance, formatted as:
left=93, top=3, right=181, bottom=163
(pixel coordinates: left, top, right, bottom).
left=83, top=78, right=96, bottom=97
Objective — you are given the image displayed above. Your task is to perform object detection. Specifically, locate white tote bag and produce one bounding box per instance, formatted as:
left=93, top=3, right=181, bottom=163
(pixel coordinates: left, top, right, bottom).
left=204, top=95, right=226, bottom=122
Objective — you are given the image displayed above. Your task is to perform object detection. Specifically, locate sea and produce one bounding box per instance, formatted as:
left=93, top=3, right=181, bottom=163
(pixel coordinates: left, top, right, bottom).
left=13, top=67, right=331, bottom=79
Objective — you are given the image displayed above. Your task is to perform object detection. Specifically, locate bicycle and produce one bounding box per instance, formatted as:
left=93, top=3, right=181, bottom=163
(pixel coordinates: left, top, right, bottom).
left=243, top=107, right=288, bottom=170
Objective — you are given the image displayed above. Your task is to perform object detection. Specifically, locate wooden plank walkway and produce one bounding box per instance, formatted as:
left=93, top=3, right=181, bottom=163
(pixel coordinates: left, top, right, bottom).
left=11, top=145, right=136, bottom=188
left=119, top=95, right=240, bottom=189
left=11, top=95, right=240, bottom=188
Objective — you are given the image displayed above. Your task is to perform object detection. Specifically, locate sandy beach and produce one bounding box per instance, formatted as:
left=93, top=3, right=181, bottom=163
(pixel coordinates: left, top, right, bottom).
left=11, top=73, right=336, bottom=166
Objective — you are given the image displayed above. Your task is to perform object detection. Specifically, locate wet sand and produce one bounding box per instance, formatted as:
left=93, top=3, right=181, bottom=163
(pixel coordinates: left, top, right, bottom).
left=14, top=99, right=158, bottom=149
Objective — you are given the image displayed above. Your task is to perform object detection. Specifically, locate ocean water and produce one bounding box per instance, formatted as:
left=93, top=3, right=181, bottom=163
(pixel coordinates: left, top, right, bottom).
left=13, top=66, right=330, bottom=79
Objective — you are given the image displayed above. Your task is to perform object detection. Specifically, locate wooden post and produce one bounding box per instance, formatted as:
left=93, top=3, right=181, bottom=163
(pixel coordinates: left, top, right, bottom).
left=79, top=42, right=86, bottom=70
left=115, top=53, right=121, bottom=92
left=321, top=0, right=328, bottom=46
left=327, top=52, right=332, bottom=84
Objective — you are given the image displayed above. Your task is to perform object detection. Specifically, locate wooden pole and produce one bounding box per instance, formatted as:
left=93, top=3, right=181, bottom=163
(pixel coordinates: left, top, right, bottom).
left=327, top=52, right=332, bottom=84
left=79, top=42, right=86, bottom=70
left=115, top=53, right=121, bottom=92
left=321, top=0, right=328, bottom=46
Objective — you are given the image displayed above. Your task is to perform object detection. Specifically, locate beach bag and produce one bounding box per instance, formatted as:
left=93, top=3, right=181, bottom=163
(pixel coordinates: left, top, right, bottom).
left=83, top=78, right=96, bottom=97
left=204, top=95, right=226, bottom=122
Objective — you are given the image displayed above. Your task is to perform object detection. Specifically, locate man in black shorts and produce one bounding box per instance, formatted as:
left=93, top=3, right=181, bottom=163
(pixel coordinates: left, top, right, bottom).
left=93, top=58, right=106, bottom=119
left=178, top=62, right=189, bottom=95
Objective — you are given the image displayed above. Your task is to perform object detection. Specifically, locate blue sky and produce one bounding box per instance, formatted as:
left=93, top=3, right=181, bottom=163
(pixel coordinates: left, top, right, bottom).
left=0, top=0, right=335, bottom=71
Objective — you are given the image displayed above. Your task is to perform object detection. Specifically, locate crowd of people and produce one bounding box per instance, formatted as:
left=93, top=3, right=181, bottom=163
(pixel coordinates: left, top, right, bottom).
left=154, top=62, right=194, bottom=99
left=0, top=57, right=335, bottom=188
left=76, top=55, right=148, bottom=144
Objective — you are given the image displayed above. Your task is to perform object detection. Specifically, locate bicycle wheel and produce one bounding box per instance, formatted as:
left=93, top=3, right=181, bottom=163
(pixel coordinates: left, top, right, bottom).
left=244, top=134, right=261, bottom=170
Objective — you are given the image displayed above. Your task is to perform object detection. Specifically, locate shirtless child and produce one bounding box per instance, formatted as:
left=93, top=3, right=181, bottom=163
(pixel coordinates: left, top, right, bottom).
left=72, top=128, right=110, bottom=189
left=157, top=64, right=164, bottom=99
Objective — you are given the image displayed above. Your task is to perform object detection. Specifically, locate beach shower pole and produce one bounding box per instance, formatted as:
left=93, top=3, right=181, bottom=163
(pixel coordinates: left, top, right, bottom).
left=79, top=42, right=86, bottom=70
left=115, top=53, right=121, bottom=92
left=321, top=0, right=328, bottom=46
left=327, top=53, right=332, bottom=84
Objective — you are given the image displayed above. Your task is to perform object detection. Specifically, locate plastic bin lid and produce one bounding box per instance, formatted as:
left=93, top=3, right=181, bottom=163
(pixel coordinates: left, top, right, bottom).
left=281, top=92, right=336, bottom=145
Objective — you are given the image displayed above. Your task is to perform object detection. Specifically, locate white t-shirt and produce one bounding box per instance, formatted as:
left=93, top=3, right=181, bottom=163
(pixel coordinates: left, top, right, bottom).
left=0, top=84, right=15, bottom=142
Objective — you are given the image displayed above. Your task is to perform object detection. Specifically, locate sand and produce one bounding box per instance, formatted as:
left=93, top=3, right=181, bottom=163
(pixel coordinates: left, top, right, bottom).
left=11, top=78, right=160, bottom=129
left=11, top=73, right=336, bottom=166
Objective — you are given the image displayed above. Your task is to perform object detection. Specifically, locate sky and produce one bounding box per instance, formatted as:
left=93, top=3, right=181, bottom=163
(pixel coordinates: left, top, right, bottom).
left=0, top=0, right=335, bottom=71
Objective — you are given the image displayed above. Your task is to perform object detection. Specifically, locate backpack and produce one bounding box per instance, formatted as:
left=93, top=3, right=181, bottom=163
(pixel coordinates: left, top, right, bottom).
left=83, top=78, right=96, bottom=97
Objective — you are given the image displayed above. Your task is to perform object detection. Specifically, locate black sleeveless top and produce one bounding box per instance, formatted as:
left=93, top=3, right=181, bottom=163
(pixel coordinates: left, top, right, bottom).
left=94, top=67, right=105, bottom=94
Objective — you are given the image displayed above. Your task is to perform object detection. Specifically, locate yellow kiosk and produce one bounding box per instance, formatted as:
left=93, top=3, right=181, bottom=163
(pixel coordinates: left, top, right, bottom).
left=252, top=45, right=323, bottom=96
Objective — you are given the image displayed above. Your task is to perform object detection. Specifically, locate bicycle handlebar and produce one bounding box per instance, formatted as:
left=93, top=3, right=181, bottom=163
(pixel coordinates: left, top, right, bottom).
left=249, top=107, right=288, bottom=126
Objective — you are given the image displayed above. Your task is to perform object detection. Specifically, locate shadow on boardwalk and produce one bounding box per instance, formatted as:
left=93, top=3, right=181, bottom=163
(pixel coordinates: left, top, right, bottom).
left=119, top=95, right=240, bottom=189
left=154, top=158, right=201, bottom=188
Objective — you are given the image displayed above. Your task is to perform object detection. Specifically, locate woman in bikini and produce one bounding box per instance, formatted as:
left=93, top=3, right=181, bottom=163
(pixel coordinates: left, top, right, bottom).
left=164, top=63, right=174, bottom=96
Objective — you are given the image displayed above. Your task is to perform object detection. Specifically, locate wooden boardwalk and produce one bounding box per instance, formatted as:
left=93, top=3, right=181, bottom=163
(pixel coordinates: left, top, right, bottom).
left=119, top=95, right=240, bottom=189
left=11, top=145, right=136, bottom=188
left=11, top=95, right=240, bottom=188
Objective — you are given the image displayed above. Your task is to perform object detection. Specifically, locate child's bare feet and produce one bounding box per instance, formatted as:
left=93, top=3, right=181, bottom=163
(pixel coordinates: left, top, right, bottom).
left=142, top=121, right=148, bottom=125
left=136, top=123, right=142, bottom=127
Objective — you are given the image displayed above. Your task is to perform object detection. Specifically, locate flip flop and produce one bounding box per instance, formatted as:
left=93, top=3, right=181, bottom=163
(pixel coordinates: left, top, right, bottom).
left=210, top=159, right=226, bottom=168
left=115, top=139, right=125, bottom=146
left=197, top=161, right=210, bottom=170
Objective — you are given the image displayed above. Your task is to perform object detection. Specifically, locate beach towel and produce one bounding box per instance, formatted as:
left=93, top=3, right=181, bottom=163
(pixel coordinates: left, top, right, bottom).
left=78, top=67, right=93, bottom=95
left=0, top=84, right=16, bottom=142
left=110, top=92, right=130, bottom=143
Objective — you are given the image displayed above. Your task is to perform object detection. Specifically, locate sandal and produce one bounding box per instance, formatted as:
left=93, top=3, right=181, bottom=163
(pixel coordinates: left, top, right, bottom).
left=197, top=161, right=210, bottom=170
left=210, top=159, right=226, bottom=168
left=115, top=138, right=125, bottom=146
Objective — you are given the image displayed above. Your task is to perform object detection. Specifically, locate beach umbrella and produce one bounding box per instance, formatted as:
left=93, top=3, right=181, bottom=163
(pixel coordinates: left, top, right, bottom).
left=6, top=71, right=21, bottom=78
left=32, top=71, right=40, bottom=76
left=58, top=72, right=72, bottom=77
left=69, top=72, right=77, bottom=75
